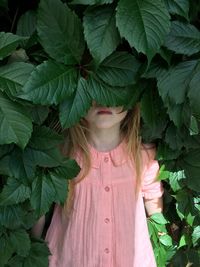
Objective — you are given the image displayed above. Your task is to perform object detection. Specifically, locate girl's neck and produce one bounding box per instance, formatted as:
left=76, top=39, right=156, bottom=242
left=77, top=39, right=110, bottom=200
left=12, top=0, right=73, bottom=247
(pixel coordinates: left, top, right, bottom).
left=86, top=126, right=123, bottom=152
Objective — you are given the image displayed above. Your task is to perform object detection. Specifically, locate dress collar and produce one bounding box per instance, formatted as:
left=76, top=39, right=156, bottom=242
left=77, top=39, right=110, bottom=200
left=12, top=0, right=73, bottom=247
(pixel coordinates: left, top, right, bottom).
left=87, top=138, right=128, bottom=168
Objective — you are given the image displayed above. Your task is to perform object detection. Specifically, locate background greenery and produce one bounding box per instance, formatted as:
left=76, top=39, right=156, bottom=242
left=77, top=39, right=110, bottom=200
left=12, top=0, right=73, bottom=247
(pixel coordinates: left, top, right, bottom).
left=0, top=0, right=200, bottom=266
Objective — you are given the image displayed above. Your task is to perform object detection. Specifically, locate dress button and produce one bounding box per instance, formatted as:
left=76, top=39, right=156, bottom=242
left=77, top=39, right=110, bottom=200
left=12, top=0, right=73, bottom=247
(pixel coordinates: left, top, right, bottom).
left=104, top=186, right=110, bottom=192
left=104, top=248, right=110, bottom=253
left=104, top=157, right=109, bottom=163
left=104, top=218, right=110, bottom=223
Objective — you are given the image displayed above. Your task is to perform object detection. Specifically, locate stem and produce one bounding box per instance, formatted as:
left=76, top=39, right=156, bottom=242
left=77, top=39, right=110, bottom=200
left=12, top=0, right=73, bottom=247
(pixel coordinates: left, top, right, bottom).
left=10, top=7, right=19, bottom=33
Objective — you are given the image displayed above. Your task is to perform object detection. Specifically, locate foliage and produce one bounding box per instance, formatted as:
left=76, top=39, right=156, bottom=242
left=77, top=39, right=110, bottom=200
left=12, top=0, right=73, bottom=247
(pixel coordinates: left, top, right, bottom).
left=0, top=0, right=200, bottom=266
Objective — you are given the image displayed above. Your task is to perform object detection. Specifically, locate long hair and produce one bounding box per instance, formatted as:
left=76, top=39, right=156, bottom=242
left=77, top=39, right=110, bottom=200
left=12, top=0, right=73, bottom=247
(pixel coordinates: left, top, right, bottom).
left=61, top=103, right=142, bottom=218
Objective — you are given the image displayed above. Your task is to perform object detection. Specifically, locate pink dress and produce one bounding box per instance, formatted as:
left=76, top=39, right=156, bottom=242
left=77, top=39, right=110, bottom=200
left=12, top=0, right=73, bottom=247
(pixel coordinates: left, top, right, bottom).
left=45, top=140, right=164, bottom=267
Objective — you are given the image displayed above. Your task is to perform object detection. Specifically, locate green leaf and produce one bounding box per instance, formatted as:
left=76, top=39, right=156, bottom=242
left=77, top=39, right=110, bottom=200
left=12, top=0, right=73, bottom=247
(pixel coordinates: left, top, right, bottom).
left=29, top=126, right=63, bottom=150
left=165, top=123, right=184, bottom=150
left=182, top=149, right=200, bottom=168
left=0, top=32, right=27, bottom=59
left=150, top=213, right=168, bottom=224
left=49, top=172, right=68, bottom=204
left=168, top=171, right=185, bottom=192
left=22, top=242, right=50, bottom=267
left=178, top=234, right=187, bottom=248
left=157, top=165, right=170, bottom=181
left=0, top=62, right=35, bottom=97
left=30, top=174, right=55, bottom=216
left=71, top=0, right=113, bottom=4
left=159, top=234, right=173, bottom=246
left=164, top=0, right=189, bottom=20
left=83, top=5, right=120, bottom=63
left=181, top=149, right=200, bottom=191
left=20, top=60, right=78, bottom=105
left=157, top=60, right=200, bottom=107
left=189, top=116, right=199, bottom=136
left=37, top=0, right=85, bottom=64
left=87, top=74, right=133, bottom=107
left=24, top=146, right=64, bottom=168
left=0, top=234, right=14, bottom=266
left=175, top=190, right=196, bottom=223
left=0, top=205, right=26, bottom=229
left=192, top=226, right=200, bottom=246
left=116, top=0, right=170, bottom=61
left=16, top=10, right=37, bottom=37
left=7, top=255, right=24, bottom=267
left=9, top=229, right=31, bottom=256
left=141, top=87, right=167, bottom=140
left=29, top=105, right=49, bottom=125
left=188, top=70, right=200, bottom=117
left=55, top=159, right=81, bottom=179
left=164, top=21, right=200, bottom=56
left=156, top=142, right=181, bottom=161
left=59, top=77, right=92, bottom=128
left=0, top=91, right=33, bottom=149
left=97, top=52, right=141, bottom=86
left=8, top=147, right=36, bottom=182
left=0, top=177, right=31, bottom=205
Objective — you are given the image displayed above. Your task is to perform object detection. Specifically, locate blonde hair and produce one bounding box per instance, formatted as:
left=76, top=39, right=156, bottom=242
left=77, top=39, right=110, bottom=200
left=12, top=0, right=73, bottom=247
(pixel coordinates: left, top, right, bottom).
left=61, top=104, right=142, bottom=217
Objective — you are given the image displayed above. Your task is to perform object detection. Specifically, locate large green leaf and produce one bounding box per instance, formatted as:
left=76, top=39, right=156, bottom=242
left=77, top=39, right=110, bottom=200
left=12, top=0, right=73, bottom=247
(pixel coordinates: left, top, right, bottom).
left=20, top=60, right=78, bottom=105
left=29, top=125, right=63, bottom=150
left=0, top=91, right=33, bottom=149
left=164, top=0, right=189, bottom=20
left=71, top=0, right=113, bottom=4
left=49, top=172, right=68, bottom=204
left=180, top=149, right=200, bottom=191
left=24, top=146, right=64, bottom=168
left=54, top=159, right=81, bottom=179
left=7, top=241, right=49, bottom=267
left=9, top=229, right=31, bottom=257
left=8, top=147, right=36, bottom=182
left=16, top=10, right=37, bottom=37
left=164, top=21, right=200, bottom=56
left=192, top=226, right=200, bottom=247
left=37, top=0, right=85, bottom=64
left=0, top=234, right=14, bottom=266
left=116, top=0, right=170, bottom=61
left=29, top=105, right=49, bottom=125
left=97, top=52, right=141, bottom=86
left=0, top=32, right=27, bottom=59
left=22, top=242, right=49, bottom=267
left=188, top=71, right=200, bottom=117
left=141, top=87, right=168, bottom=140
left=0, top=177, right=31, bottom=206
left=59, top=77, right=92, bottom=128
left=157, top=60, right=200, bottom=104
left=0, top=62, right=34, bottom=97
left=86, top=74, right=133, bottom=107
left=30, top=174, right=55, bottom=216
left=83, top=5, right=120, bottom=63
left=165, top=123, right=184, bottom=150
left=0, top=205, right=26, bottom=229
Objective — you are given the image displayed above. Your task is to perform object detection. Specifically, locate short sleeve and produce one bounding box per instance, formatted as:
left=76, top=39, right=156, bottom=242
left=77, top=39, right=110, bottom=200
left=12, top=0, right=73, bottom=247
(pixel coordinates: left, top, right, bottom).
left=141, top=145, right=164, bottom=199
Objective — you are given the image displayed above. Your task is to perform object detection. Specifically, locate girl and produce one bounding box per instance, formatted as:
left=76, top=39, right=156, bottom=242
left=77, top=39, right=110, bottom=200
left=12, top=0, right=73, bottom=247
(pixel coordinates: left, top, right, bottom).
left=32, top=101, right=164, bottom=267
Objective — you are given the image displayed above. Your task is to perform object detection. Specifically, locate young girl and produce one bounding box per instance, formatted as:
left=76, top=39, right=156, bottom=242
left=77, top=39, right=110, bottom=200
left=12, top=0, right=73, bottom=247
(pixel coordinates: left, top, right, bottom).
left=32, top=101, right=164, bottom=267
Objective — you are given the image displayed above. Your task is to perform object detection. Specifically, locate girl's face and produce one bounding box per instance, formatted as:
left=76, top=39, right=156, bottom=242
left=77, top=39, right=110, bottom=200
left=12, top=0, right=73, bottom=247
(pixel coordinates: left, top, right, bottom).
left=84, top=101, right=128, bottom=129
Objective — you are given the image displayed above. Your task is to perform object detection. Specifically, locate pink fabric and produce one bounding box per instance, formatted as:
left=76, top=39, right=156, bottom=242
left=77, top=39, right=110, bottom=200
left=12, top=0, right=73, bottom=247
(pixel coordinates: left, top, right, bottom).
left=45, top=140, right=164, bottom=267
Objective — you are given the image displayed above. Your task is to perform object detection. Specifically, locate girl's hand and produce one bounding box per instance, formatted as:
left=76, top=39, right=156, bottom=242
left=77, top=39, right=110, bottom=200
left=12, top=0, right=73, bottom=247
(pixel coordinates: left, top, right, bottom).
left=144, top=196, right=163, bottom=217
left=31, top=215, right=46, bottom=238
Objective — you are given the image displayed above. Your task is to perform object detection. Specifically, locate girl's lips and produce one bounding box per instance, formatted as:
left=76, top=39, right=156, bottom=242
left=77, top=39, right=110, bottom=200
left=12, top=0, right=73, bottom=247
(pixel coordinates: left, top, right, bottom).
left=97, top=109, right=112, bottom=114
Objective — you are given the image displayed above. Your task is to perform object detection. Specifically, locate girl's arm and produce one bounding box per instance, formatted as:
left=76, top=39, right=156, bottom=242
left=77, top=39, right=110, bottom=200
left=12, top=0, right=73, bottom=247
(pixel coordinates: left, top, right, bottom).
left=144, top=196, right=163, bottom=217
left=31, top=215, right=46, bottom=238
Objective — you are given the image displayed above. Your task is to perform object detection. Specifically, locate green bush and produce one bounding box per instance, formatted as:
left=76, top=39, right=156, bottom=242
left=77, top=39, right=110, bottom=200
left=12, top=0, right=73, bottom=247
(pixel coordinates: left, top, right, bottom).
left=0, top=0, right=200, bottom=266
